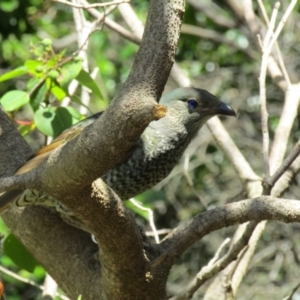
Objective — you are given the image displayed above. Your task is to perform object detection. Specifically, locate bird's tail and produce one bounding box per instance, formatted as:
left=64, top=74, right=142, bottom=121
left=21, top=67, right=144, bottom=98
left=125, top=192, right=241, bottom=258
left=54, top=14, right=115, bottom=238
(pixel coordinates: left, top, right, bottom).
left=0, top=190, right=23, bottom=214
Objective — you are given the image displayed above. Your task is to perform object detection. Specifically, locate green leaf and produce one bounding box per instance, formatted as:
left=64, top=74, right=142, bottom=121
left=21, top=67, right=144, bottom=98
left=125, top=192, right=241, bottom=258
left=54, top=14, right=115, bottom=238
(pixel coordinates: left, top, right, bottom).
left=0, top=90, right=30, bottom=111
left=76, top=69, right=103, bottom=100
left=25, top=60, right=44, bottom=77
left=47, top=78, right=67, bottom=101
left=46, top=56, right=58, bottom=68
left=27, top=77, right=40, bottom=91
left=125, top=201, right=149, bottom=220
left=0, top=217, right=9, bottom=236
left=53, top=106, right=82, bottom=137
left=0, top=66, right=28, bottom=82
left=32, top=265, right=46, bottom=280
left=57, top=60, right=83, bottom=88
left=70, top=95, right=93, bottom=113
left=30, top=82, right=48, bottom=111
left=18, top=123, right=36, bottom=136
left=3, top=234, right=38, bottom=273
left=0, top=0, right=18, bottom=12
left=34, top=106, right=56, bottom=136
left=34, top=106, right=81, bottom=137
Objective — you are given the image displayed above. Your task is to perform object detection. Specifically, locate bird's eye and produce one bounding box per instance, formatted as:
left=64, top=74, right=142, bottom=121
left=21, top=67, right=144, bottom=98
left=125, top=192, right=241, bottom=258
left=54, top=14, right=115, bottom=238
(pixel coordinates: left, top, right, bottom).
left=188, top=99, right=198, bottom=109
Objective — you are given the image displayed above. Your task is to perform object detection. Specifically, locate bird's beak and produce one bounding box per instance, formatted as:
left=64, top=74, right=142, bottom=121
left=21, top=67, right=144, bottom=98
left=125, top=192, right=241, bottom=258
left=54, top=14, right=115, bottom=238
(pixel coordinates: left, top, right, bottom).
left=214, top=102, right=236, bottom=117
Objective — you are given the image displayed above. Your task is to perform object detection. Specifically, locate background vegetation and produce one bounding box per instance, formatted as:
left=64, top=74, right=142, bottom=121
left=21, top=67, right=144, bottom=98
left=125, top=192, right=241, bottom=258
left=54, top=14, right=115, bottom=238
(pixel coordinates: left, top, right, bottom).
left=1, top=0, right=300, bottom=299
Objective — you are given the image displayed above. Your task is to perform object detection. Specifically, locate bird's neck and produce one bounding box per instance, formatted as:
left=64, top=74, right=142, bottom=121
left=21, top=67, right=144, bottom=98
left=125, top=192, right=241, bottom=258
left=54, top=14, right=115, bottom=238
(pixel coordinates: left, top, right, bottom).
left=142, top=115, right=201, bottom=158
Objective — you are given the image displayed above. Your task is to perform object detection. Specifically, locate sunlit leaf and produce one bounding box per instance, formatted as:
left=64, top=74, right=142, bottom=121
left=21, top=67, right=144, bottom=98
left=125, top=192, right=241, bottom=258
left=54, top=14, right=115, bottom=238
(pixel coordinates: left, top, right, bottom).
left=53, top=106, right=82, bottom=137
left=0, top=218, right=9, bottom=236
left=30, top=82, right=48, bottom=111
left=18, top=123, right=36, bottom=136
left=0, top=66, right=28, bottom=82
left=34, top=106, right=56, bottom=136
left=34, top=106, right=81, bottom=137
left=25, top=60, right=44, bottom=77
left=125, top=201, right=149, bottom=220
left=76, top=69, right=103, bottom=100
left=47, top=78, right=67, bottom=101
left=0, top=0, right=18, bottom=12
left=27, top=77, right=40, bottom=91
left=0, top=90, right=30, bottom=111
left=46, top=56, right=58, bottom=68
left=57, top=60, right=83, bottom=88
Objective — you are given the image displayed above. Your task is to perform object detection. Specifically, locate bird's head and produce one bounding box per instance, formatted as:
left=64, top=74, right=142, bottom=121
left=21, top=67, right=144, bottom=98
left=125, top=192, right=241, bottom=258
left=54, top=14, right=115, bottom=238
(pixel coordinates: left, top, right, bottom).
left=160, top=87, right=236, bottom=130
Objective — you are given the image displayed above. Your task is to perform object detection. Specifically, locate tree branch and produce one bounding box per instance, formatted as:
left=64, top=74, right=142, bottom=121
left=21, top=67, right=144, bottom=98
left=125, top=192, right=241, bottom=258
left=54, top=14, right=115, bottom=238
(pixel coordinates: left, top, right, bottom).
left=160, top=197, right=300, bottom=264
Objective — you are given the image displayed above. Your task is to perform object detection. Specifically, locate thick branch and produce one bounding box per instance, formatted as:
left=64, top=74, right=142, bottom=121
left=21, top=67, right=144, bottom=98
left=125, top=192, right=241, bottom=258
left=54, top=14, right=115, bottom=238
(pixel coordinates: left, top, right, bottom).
left=61, top=179, right=168, bottom=299
left=0, top=110, right=33, bottom=177
left=3, top=207, right=101, bottom=299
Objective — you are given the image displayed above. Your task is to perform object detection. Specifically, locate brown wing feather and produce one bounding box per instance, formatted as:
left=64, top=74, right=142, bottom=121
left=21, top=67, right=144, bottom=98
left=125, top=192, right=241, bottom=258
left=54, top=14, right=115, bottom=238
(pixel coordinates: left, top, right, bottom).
left=16, top=111, right=103, bottom=174
left=16, top=152, right=53, bottom=175
left=35, top=127, right=83, bottom=156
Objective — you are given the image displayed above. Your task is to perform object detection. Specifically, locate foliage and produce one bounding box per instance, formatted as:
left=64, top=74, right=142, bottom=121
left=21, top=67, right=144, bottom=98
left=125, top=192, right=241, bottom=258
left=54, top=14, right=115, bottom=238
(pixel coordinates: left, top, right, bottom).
left=0, top=39, right=105, bottom=138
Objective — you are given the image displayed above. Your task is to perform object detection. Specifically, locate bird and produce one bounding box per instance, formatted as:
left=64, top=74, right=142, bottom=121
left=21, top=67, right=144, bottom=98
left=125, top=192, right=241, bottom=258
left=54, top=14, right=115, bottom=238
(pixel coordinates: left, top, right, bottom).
left=0, top=87, right=235, bottom=226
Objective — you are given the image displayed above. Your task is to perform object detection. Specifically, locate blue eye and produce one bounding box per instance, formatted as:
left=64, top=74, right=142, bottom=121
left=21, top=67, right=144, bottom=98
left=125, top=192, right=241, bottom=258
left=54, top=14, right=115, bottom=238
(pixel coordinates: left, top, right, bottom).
left=188, top=99, right=198, bottom=109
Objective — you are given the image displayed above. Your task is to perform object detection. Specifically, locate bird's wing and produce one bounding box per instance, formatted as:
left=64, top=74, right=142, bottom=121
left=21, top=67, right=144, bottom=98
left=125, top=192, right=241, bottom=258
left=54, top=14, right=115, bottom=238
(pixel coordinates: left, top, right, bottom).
left=16, top=111, right=103, bottom=175
left=15, top=126, right=86, bottom=175
left=0, top=112, right=103, bottom=214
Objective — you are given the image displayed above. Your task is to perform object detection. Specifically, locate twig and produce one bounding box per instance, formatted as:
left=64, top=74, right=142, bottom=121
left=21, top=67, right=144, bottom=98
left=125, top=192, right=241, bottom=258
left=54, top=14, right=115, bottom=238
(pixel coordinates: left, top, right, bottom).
left=267, top=0, right=298, bottom=55
left=208, top=238, right=231, bottom=266
left=183, top=154, right=207, bottom=208
left=250, top=244, right=277, bottom=268
left=130, top=198, right=159, bottom=243
left=272, top=155, right=300, bottom=197
left=224, top=245, right=249, bottom=296
left=257, top=0, right=291, bottom=86
left=264, top=140, right=300, bottom=194
left=146, top=228, right=171, bottom=237
left=170, top=63, right=192, bottom=88
left=187, top=0, right=236, bottom=28
left=169, top=223, right=255, bottom=300
left=0, top=266, right=69, bottom=300
left=268, top=251, right=284, bottom=281
left=181, top=24, right=256, bottom=59
left=118, top=2, right=144, bottom=39
left=207, top=118, right=262, bottom=198
left=257, top=0, right=269, bottom=25
left=258, top=2, right=280, bottom=181
left=258, top=0, right=298, bottom=192
left=229, top=221, right=265, bottom=296
left=42, top=274, right=58, bottom=300
left=282, top=281, right=300, bottom=300
left=269, top=84, right=300, bottom=174
left=52, top=0, right=129, bottom=9
left=83, top=0, right=141, bottom=44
